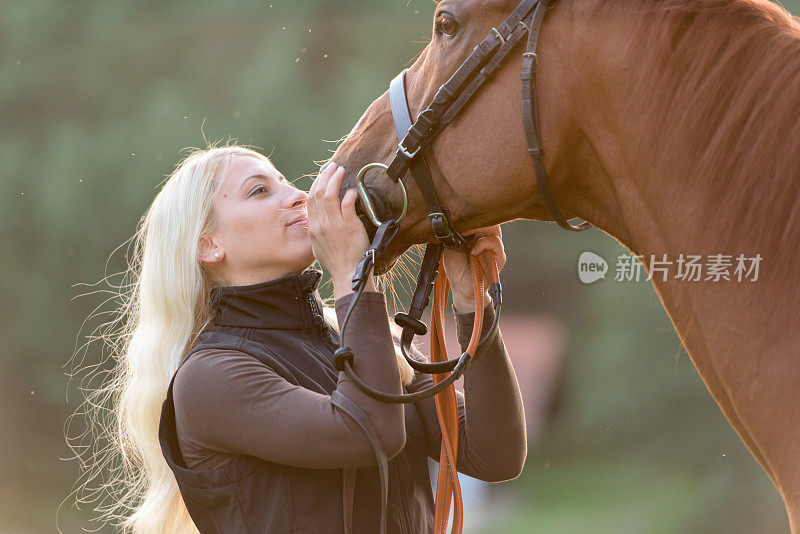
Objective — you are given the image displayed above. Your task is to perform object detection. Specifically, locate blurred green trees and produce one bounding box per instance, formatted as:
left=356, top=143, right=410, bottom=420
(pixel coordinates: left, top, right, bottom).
left=0, top=1, right=794, bottom=532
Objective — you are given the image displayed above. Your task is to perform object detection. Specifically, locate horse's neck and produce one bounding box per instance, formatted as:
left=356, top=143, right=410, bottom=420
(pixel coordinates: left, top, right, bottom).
left=558, top=0, right=800, bottom=251
left=555, top=0, right=800, bottom=340
left=549, top=0, right=800, bottom=512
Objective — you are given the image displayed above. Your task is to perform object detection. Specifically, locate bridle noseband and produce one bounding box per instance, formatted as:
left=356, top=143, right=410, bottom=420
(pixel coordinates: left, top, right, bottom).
left=333, top=0, right=591, bottom=532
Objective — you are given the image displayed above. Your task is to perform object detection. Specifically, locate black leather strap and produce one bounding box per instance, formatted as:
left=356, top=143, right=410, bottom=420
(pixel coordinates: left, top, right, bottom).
left=394, top=243, right=464, bottom=374
left=439, top=2, right=537, bottom=128
left=331, top=391, right=389, bottom=534
left=521, top=0, right=590, bottom=231
left=351, top=220, right=399, bottom=292
left=394, top=243, right=443, bottom=340
left=342, top=467, right=356, bottom=534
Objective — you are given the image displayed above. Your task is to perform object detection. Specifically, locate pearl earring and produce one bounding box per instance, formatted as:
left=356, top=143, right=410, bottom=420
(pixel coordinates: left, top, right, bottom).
left=214, top=252, right=222, bottom=259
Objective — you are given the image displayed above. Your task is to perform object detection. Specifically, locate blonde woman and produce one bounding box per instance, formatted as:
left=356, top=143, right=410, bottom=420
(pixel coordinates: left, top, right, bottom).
left=73, top=145, right=526, bottom=533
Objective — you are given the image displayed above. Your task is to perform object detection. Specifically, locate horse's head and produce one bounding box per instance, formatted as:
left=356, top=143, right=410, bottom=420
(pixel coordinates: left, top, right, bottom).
left=332, top=0, right=557, bottom=273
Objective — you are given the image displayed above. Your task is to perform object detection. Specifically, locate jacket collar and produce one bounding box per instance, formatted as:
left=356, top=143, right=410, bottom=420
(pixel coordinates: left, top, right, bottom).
left=210, top=269, right=324, bottom=330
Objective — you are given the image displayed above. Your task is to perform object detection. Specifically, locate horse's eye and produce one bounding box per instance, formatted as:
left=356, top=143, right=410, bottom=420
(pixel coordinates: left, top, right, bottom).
left=434, top=13, right=459, bottom=37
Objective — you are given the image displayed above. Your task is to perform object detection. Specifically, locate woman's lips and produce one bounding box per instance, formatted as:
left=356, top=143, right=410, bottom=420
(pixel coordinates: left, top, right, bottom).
left=286, top=214, right=308, bottom=227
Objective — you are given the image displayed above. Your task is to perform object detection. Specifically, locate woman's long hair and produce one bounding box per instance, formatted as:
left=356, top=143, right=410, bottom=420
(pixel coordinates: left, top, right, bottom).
left=66, top=143, right=415, bottom=533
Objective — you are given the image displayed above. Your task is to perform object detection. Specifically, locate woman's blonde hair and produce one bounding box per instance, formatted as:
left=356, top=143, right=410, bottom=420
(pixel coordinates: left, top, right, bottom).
left=65, top=143, right=414, bottom=533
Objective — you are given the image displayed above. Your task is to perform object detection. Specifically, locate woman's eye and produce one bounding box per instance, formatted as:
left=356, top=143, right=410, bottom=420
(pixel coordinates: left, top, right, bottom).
left=250, top=185, right=268, bottom=196
left=435, top=14, right=459, bottom=37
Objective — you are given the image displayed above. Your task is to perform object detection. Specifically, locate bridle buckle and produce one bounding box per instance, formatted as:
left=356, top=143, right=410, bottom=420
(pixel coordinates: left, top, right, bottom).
left=429, top=212, right=470, bottom=251
left=490, top=27, right=506, bottom=46
left=397, top=141, right=420, bottom=160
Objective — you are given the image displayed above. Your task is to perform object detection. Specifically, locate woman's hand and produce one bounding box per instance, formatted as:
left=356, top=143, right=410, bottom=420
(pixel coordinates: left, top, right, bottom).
left=307, top=161, right=374, bottom=298
left=442, top=225, right=507, bottom=313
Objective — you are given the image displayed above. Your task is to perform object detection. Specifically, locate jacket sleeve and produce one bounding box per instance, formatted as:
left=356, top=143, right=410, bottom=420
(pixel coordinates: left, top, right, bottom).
left=172, top=291, right=405, bottom=470
left=405, top=304, right=527, bottom=482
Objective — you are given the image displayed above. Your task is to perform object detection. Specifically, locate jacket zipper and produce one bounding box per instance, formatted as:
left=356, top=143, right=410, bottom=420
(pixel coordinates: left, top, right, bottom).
left=306, top=293, right=338, bottom=351
left=305, top=293, right=325, bottom=329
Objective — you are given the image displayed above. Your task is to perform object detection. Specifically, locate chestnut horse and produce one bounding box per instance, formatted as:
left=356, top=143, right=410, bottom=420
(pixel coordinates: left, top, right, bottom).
left=330, top=0, right=800, bottom=529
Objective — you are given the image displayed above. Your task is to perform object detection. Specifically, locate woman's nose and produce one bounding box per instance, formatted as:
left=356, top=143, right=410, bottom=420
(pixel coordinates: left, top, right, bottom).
left=286, top=188, right=307, bottom=209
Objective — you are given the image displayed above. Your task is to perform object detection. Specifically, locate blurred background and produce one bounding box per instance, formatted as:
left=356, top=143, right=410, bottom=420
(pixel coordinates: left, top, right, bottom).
left=1, top=1, right=794, bottom=532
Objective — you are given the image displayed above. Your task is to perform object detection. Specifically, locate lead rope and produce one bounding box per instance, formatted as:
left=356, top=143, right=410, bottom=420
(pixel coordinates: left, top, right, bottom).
left=431, top=251, right=496, bottom=534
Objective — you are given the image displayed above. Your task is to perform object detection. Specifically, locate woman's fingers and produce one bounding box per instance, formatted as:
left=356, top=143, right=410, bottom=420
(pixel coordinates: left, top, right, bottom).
left=312, top=162, right=336, bottom=204
left=309, top=164, right=327, bottom=224
left=470, top=234, right=507, bottom=271
left=310, top=161, right=332, bottom=198
left=309, top=162, right=358, bottom=243
left=323, top=165, right=347, bottom=224
left=341, top=188, right=360, bottom=224
left=309, top=162, right=338, bottom=232
left=462, top=224, right=505, bottom=270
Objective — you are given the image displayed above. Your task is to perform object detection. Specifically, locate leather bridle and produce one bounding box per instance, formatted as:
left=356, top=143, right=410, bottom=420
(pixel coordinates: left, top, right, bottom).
left=332, top=0, right=590, bottom=532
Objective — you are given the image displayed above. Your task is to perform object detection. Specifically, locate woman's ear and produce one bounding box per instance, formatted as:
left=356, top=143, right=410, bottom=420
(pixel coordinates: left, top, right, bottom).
left=197, top=235, right=224, bottom=263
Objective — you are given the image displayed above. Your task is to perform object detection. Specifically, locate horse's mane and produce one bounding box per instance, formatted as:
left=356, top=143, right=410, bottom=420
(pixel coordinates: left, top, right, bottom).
left=599, top=0, right=800, bottom=267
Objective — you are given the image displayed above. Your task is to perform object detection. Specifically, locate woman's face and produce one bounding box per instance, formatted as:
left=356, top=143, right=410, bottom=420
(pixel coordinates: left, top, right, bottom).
left=199, top=155, right=314, bottom=286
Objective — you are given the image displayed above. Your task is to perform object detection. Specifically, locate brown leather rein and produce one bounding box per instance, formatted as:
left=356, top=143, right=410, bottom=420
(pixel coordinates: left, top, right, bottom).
left=429, top=252, right=500, bottom=534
